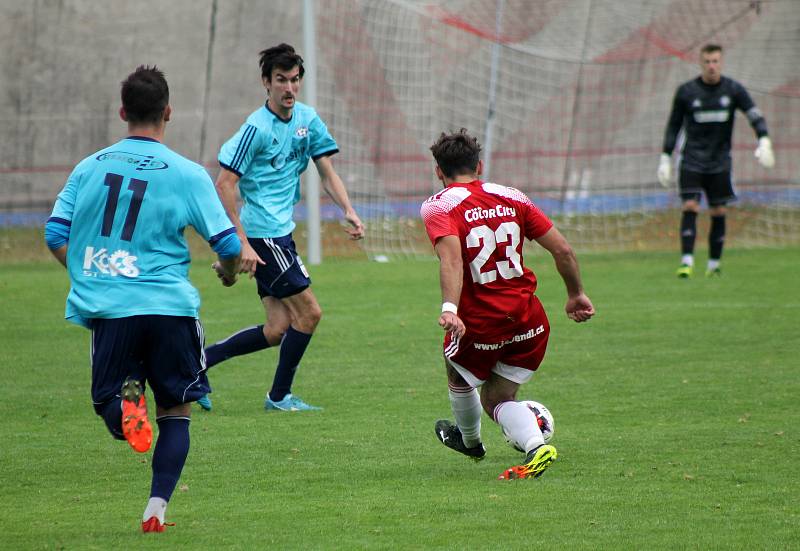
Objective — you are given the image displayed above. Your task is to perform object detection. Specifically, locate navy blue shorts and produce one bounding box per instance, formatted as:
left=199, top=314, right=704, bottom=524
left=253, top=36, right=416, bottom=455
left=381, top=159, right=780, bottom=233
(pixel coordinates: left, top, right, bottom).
left=249, top=235, right=311, bottom=299
left=90, top=316, right=210, bottom=410
left=678, top=169, right=736, bottom=207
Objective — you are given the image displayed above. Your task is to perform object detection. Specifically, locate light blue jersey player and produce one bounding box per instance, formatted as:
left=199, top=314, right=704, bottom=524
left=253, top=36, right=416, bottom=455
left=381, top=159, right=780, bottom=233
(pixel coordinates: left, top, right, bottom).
left=218, top=100, right=338, bottom=237
left=49, top=136, right=238, bottom=327
left=202, top=43, right=365, bottom=413
left=44, top=66, right=240, bottom=533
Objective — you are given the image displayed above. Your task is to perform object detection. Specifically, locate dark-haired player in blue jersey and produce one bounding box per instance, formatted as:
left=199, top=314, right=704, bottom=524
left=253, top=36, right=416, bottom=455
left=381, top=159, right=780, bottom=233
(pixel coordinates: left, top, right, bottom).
left=658, top=43, right=774, bottom=278
left=198, top=43, right=364, bottom=412
left=45, top=66, right=241, bottom=533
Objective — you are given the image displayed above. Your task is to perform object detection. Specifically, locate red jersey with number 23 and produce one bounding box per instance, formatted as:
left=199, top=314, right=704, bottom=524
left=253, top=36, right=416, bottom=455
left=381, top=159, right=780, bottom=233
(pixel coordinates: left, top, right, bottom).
left=421, top=180, right=553, bottom=340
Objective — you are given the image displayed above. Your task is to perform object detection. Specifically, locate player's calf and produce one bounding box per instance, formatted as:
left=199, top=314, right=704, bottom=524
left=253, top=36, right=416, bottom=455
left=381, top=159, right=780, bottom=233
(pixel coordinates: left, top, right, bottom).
left=93, top=398, right=126, bottom=441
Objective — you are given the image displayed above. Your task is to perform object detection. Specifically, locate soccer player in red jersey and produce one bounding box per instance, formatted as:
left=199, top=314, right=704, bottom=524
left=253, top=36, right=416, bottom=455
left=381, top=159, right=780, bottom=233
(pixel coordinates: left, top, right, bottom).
left=421, top=129, right=595, bottom=480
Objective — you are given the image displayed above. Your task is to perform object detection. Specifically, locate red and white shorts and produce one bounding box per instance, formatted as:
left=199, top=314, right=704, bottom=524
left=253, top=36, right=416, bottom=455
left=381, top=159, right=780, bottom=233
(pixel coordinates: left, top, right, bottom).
left=443, top=296, right=550, bottom=387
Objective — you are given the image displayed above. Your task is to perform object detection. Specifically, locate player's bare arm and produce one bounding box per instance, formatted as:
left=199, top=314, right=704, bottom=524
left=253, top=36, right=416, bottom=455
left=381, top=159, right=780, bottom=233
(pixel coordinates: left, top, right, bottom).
left=214, top=167, right=265, bottom=276
left=535, top=227, right=595, bottom=323
left=433, top=235, right=466, bottom=338
left=314, top=155, right=365, bottom=240
left=212, top=255, right=240, bottom=287
left=49, top=244, right=68, bottom=268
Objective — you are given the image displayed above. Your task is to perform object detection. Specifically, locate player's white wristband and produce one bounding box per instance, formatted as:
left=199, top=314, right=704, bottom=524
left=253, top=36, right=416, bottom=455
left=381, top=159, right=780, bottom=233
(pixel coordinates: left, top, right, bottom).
left=441, top=302, right=458, bottom=314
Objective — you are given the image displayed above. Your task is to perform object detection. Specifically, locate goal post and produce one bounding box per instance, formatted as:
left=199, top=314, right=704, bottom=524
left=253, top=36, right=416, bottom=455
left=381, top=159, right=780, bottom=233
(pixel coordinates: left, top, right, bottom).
left=303, top=0, right=322, bottom=265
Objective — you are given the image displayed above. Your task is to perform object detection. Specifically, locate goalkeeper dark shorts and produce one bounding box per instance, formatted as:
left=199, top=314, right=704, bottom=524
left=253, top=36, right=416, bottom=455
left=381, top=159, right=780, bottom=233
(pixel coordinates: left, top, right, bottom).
left=678, top=169, right=735, bottom=207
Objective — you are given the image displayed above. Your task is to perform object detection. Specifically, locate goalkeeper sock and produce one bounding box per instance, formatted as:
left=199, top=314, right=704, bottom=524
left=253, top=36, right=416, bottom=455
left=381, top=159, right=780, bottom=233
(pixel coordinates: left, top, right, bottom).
left=205, top=325, right=269, bottom=368
left=680, top=211, right=698, bottom=256
left=269, top=326, right=312, bottom=402
left=494, top=401, right=544, bottom=454
left=709, top=215, right=726, bottom=261
left=448, top=384, right=482, bottom=447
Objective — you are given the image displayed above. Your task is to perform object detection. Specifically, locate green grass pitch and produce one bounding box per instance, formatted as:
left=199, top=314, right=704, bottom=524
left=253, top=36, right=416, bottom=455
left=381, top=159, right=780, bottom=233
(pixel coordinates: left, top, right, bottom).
left=1, top=247, right=798, bottom=549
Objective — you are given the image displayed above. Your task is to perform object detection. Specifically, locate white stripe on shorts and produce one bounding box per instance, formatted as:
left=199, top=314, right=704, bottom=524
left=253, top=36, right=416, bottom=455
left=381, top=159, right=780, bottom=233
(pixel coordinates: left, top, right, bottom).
left=264, top=238, right=290, bottom=271
left=444, top=334, right=460, bottom=358
left=181, top=319, right=207, bottom=403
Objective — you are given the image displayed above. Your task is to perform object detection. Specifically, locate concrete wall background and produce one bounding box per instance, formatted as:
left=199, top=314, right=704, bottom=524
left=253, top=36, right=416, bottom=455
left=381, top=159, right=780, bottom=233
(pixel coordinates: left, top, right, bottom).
left=0, top=0, right=308, bottom=211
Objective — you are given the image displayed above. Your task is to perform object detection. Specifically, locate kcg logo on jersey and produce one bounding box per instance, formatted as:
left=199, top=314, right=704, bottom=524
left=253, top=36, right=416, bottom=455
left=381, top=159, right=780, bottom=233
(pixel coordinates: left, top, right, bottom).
left=83, top=247, right=140, bottom=278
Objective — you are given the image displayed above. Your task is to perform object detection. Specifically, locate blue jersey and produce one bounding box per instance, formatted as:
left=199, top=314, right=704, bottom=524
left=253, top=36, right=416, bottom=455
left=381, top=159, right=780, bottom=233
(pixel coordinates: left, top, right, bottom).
left=218, top=101, right=338, bottom=237
left=48, top=137, right=236, bottom=327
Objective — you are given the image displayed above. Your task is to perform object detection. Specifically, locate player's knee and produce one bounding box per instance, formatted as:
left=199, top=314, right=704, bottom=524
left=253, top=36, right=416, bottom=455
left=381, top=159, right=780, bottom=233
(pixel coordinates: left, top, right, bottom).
left=480, top=385, right=518, bottom=419
left=479, top=394, right=507, bottom=418
left=446, top=363, right=468, bottom=386
left=94, top=399, right=126, bottom=441
left=158, top=403, right=192, bottom=419
left=296, top=304, right=322, bottom=333
left=263, top=324, right=286, bottom=345
left=309, top=304, right=322, bottom=326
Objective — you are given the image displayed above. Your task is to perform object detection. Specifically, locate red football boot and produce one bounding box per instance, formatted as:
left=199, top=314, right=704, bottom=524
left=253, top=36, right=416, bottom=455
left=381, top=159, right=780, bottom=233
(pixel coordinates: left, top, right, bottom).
left=121, top=378, right=152, bottom=453
left=142, top=516, right=175, bottom=533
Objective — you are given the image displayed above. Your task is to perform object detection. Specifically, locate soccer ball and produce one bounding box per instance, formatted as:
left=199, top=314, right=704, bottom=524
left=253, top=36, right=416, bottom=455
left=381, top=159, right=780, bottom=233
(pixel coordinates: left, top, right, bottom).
left=503, top=400, right=555, bottom=452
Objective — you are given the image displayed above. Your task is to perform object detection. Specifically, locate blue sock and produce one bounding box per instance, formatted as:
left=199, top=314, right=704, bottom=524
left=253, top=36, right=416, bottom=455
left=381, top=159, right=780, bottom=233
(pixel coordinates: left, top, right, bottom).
left=150, top=416, right=191, bottom=501
left=205, top=325, right=269, bottom=368
left=269, top=326, right=312, bottom=402
left=94, top=398, right=125, bottom=440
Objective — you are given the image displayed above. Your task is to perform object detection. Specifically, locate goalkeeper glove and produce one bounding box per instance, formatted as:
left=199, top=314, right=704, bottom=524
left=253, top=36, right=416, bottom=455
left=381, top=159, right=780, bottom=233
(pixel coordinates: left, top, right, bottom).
left=657, top=153, right=672, bottom=188
left=754, top=136, right=775, bottom=168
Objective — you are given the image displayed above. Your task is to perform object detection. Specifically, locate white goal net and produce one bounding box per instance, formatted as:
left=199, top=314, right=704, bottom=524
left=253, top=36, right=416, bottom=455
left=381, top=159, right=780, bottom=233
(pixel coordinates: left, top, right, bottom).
left=311, top=0, right=800, bottom=257
left=1, top=0, right=798, bottom=261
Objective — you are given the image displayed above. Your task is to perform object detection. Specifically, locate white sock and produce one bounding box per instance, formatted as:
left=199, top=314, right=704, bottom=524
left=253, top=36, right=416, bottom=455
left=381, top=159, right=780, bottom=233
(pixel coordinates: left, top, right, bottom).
left=494, top=401, right=544, bottom=453
left=707, top=259, right=720, bottom=271
left=681, top=254, right=694, bottom=267
left=143, top=497, right=168, bottom=523
left=448, top=385, right=482, bottom=447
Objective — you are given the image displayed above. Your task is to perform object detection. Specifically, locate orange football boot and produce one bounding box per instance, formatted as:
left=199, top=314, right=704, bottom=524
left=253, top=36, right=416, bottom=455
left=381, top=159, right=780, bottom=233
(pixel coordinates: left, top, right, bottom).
left=142, top=516, right=175, bottom=533
left=121, top=378, right=152, bottom=453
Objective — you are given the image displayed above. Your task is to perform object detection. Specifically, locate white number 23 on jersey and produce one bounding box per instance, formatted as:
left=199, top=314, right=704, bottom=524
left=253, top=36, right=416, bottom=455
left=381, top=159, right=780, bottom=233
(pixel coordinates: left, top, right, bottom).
left=466, top=222, right=523, bottom=284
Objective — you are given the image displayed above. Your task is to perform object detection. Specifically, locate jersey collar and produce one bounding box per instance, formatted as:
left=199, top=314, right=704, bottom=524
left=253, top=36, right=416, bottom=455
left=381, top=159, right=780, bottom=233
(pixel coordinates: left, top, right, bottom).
left=448, top=179, right=482, bottom=187
left=265, top=101, right=293, bottom=123
left=126, top=136, right=160, bottom=142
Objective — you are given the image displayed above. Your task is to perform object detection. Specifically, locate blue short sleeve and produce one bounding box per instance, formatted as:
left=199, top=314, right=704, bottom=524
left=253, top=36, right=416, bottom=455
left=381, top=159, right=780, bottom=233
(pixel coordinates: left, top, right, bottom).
left=308, top=115, right=338, bottom=160
left=218, top=123, right=263, bottom=176
left=50, top=171, right=80, bottom=223
left=185, top=167, right=237, bottom=247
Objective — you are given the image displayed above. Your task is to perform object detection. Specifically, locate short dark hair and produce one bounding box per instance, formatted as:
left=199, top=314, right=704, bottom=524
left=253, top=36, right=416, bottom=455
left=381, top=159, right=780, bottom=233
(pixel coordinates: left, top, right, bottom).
left=701, top=43, right=722, bottom=55
left=259, top=43, right=305, bottom=81
left=430, top=129, right=482, bottom=179
left=120, top=65, right=169, bottom=125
